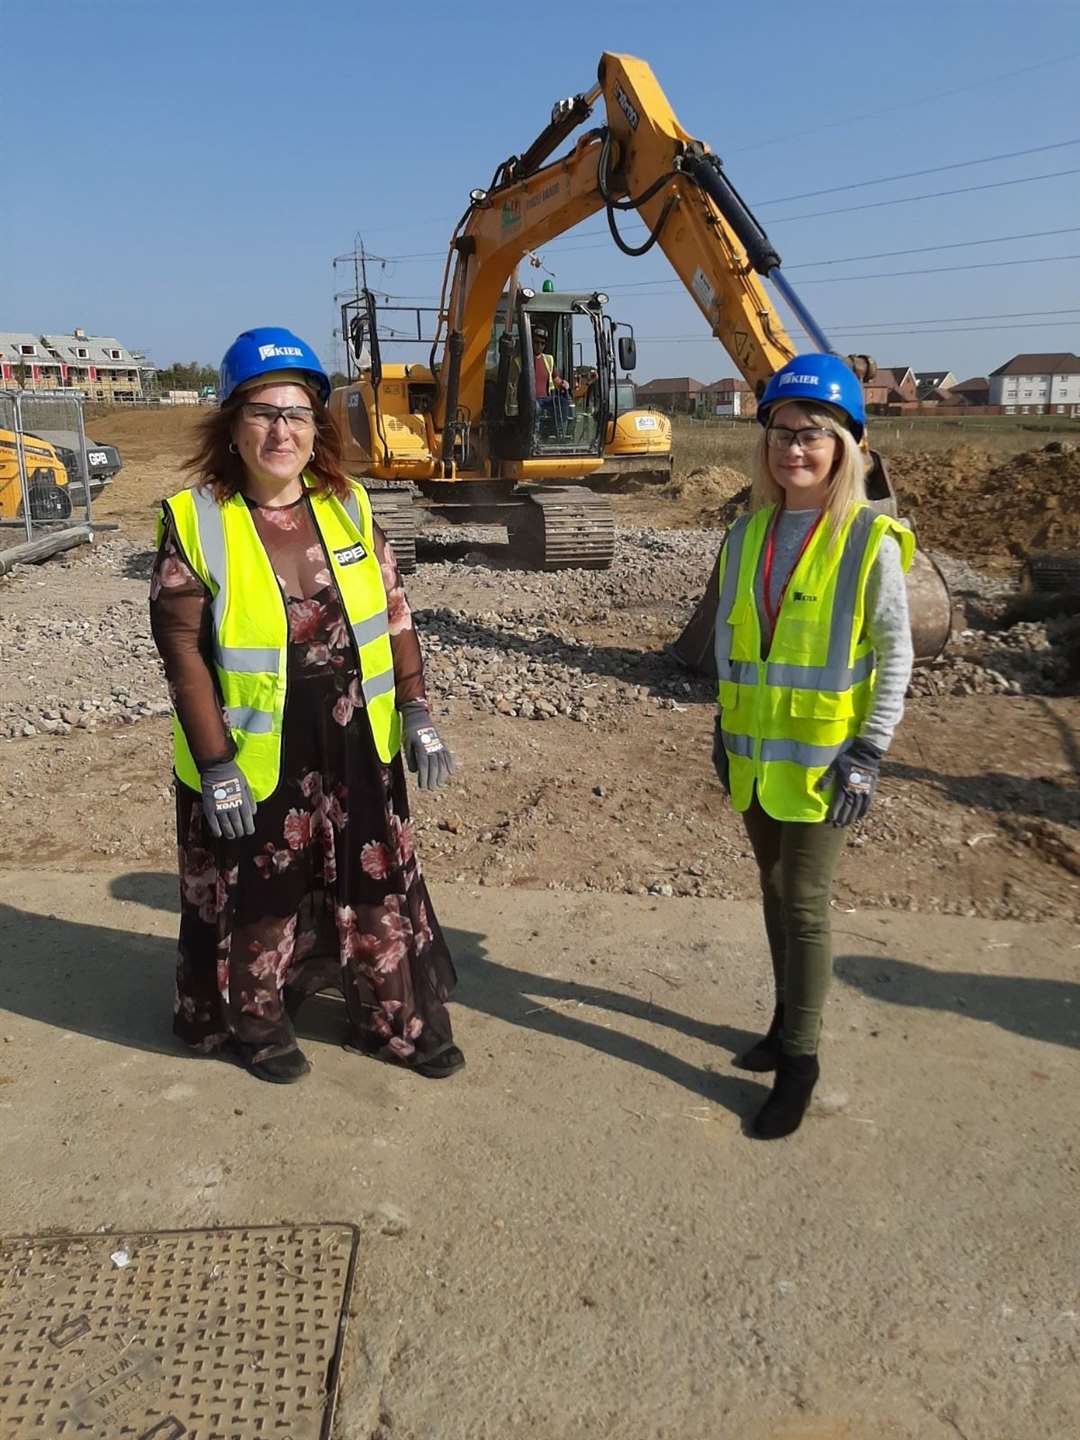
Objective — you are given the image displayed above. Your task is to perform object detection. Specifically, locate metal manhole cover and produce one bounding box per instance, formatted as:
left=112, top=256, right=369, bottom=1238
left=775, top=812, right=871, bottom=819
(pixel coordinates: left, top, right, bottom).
left=0, top=1224, right=359, bottom=1440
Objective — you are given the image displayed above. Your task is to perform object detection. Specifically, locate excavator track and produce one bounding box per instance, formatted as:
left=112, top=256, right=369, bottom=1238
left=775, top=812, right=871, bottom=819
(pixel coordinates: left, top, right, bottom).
left=507, top=487, right=616, bottom=571
left=363, top=484, right=418, bottom=574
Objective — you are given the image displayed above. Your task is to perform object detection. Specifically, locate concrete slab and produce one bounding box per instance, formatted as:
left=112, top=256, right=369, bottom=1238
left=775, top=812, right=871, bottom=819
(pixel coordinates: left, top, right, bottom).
left=1, top=869, right=1077, bottom=1439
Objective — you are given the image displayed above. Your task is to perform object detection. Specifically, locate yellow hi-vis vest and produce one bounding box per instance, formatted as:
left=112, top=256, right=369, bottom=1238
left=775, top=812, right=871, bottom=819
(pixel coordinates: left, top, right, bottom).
left=160, top=476, right=401, bottom=801
left=715, top=502, right=914, bottom=822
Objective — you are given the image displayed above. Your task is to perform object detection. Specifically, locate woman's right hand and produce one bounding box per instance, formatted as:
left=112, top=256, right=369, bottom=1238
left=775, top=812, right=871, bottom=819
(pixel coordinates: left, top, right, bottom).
left=712, top=716, right=730, bottom=794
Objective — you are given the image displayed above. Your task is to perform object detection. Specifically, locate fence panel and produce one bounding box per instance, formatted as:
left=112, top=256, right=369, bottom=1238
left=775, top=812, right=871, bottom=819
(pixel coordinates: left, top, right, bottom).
left=0, top=389, right=93, bottom=556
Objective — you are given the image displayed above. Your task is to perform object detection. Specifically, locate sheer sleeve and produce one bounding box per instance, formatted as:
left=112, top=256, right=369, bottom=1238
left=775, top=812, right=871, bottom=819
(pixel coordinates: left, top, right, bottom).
left=374, top=522, right=427, bottom=707
left=149, top=512, right=234, bottom=769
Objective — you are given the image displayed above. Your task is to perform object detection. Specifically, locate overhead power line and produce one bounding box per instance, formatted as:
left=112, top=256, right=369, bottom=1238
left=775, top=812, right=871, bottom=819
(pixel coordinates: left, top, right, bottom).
left=754, top=138, right=1080, bottom=207
left=797, top=253, right=1080, bottom=285
left=637, top=319, right=1080, bottom=343
left=786, top=227, right=1080, bottom=270
left=726, top=50, right=1080, bottom=155
left=598, top=251, right=1080, bottom=293
left=772, top=167, right=1080, bottom=224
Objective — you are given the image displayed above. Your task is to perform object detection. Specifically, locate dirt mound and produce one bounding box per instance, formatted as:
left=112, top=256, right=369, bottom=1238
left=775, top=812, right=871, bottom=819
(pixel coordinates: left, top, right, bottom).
left=887, top=443, right=1080, bottom=562
left=82, top=404, right=202, bottom=464
left=665, top=464, right=749, bottom=505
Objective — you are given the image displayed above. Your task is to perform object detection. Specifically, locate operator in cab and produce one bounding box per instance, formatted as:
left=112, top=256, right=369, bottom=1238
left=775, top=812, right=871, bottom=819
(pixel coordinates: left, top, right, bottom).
left=711, top=354, right=914, bottom=1139
left=533, top=324, right=570, bottom=437
left=150, top=327, right=463, bottom=1086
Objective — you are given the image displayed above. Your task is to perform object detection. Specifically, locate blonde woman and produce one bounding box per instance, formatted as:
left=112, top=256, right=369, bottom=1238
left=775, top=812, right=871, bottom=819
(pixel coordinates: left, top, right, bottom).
left=712, top=354, right=914, bottom=1138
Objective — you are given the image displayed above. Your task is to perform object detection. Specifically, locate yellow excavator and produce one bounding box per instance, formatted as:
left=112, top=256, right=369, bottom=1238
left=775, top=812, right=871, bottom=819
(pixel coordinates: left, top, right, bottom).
left=0, top=428, right=72, bottom=523
left=331, top=51, right=949, bottom=655
left=596, top=373, right=673, bottom=486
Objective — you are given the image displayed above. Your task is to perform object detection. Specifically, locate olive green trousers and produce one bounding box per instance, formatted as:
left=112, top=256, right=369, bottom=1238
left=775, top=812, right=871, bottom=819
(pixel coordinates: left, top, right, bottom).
left=741, top=795, right=847, bottom=1056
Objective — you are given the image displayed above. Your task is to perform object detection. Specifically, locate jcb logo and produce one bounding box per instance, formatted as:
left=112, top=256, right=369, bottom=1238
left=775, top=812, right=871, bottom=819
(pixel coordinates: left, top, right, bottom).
left=614, top=83, right=640, bottom=131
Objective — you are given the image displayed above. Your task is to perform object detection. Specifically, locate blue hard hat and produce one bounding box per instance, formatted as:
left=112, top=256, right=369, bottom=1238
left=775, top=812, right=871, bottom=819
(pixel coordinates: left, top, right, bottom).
left=758, top=353, right=866, bottom=440
left=218, top=327, right=330, bottom=405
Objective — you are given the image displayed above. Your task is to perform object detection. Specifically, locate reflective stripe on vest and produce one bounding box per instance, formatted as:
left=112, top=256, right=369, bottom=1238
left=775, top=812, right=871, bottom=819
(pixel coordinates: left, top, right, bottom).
left=714, top=502, right=914, bottom=822
left=163, top=477, right=401, bottom=801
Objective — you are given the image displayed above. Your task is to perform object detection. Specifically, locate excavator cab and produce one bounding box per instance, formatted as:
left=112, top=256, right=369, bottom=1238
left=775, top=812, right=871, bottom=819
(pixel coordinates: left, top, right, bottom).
left=483, top=289, right=612, bottom=466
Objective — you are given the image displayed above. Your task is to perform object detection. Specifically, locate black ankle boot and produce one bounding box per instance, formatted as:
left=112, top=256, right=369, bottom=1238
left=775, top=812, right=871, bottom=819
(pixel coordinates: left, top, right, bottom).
left=751, top=1051, right=819, bottom=1139
left=735, top=1005, right=784, bottom=1072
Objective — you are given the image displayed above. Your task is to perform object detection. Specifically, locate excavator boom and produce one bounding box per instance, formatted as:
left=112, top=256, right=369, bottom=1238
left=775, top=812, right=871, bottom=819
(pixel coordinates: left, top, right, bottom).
left=434, top=51, right=863, bottom=445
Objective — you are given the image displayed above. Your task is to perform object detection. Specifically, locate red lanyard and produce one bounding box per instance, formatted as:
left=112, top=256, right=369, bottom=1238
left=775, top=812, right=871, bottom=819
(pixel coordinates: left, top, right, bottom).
left=762, top=507, right=824, bottom=632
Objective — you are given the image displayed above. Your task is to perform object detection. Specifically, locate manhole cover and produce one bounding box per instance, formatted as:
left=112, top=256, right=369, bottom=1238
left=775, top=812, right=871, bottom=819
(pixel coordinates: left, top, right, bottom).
left=0, top=1224, right=359, bottom=1440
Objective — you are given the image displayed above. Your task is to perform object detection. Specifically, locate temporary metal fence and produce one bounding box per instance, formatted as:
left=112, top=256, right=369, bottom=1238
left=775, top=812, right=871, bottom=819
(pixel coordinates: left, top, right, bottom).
left=0, top=389, right=93, bottom=553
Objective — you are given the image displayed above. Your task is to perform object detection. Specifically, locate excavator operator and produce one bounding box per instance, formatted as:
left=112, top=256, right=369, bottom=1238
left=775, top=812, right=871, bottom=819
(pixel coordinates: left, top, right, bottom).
left=533, top=324, right=570, bottom=438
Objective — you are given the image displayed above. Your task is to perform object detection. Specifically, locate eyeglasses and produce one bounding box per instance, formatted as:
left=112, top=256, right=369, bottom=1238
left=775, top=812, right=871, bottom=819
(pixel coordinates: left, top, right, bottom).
left=765, top=425, right=836, bottom=451
left=239, top=402, right=316, bottom=431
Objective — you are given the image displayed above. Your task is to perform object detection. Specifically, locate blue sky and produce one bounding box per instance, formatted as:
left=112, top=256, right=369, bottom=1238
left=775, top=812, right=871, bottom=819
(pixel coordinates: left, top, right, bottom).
left=4, top=0, right=1079, bottom=385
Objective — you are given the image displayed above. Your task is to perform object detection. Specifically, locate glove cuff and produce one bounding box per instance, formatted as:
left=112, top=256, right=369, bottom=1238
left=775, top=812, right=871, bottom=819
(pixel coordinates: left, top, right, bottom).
left=848, top=738, right=883, bottom=764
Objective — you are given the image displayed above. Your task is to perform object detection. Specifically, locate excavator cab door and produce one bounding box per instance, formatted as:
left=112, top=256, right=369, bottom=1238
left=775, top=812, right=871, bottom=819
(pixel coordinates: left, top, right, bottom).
left=529, top=304, right=607, bottom=459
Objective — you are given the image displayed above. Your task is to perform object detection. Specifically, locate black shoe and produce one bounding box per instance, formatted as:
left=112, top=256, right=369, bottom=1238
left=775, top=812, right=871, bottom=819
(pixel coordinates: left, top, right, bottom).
left=414, top=1045, right=465, bottom=1079
left=343, top=1032, right=465, bottom=1079
left=238, top=1042, right=311, bottom=1084
left=751, top=1051, right=819, bottom=1139
left=734, top=1005, right=784, bottom=1072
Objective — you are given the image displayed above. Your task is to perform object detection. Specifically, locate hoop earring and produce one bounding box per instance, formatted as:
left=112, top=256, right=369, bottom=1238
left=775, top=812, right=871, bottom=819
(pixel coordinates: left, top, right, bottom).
left=309, top=451, right=315, bottom=463
left=228, top=442, right=238, bottom=455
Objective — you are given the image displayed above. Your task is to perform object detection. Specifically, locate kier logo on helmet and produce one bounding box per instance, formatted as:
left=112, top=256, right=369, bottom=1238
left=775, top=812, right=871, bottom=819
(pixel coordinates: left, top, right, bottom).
left=779, top=373, right=820, bottom=386
left=257, top=343, right=304, bottom=361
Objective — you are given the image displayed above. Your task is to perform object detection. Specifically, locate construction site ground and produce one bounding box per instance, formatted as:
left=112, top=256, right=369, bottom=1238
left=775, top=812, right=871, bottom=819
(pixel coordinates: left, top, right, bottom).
left=2, top=407, right=1078, bottom=1439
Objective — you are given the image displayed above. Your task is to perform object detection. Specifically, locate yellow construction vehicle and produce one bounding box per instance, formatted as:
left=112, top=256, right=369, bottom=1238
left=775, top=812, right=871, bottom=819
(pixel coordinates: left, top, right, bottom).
left=596, top=375, right=673, bottom=485
left=330, top=49, right=934, bottom=619
left=0, top=428, right=72, bottom=522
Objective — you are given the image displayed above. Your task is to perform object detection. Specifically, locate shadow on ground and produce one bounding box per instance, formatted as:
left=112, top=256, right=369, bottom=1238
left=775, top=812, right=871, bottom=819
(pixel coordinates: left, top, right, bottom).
left=836, top=952, right=1080, bottom=1052
left=0, top=871, right=764, bottom=1117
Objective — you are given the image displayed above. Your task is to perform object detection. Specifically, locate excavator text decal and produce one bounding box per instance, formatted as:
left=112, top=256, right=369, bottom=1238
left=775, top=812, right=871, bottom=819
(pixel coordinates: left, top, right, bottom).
left=614, top=83, right=640, bottom=131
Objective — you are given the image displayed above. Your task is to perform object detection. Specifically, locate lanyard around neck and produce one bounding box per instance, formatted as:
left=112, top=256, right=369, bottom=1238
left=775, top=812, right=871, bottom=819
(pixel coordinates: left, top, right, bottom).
left=762, top=506, right=824, bottom=632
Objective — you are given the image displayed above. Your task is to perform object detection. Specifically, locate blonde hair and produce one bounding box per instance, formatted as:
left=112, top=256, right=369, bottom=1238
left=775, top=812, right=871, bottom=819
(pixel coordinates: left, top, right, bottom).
left=750, top=402, right=867, bottom=540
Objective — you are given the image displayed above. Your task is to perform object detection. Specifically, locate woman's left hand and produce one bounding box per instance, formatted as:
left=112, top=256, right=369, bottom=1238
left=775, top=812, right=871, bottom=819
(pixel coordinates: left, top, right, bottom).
left=816, top=739, right=882, bottom=827
left=401, top=701, right=456, bottom=789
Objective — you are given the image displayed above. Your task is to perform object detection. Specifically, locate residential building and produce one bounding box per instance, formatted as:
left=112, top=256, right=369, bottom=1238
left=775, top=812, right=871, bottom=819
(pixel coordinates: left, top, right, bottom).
left=915, top=370, right=957, bottom=400
left=0, top=328, right=150, bottom=401
left=704, top=377, right=757, bottom=418
left=988, top=353, right=1080, bottom=416
left=635, top=376, right=709, bottom=413
left=863, top=366, right=918, bottom=408
left=0, top=333, right=63, bottom=389
left=949, top=376, right=990, bottom=406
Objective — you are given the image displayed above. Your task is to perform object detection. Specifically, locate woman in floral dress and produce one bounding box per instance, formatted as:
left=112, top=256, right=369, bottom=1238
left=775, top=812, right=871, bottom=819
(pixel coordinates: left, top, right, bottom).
left=149, top=328, right=462, bottom=1084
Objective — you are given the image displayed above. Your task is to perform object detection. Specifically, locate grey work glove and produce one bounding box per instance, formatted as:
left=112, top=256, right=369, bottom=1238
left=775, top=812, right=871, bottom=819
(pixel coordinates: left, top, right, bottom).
left=816, top=738, right=882, bottom=828
left=199, top=759, right=257, bottom=840
left=712, top=715, right=730, bottom=794
left=401, top=701, right=455, bottom=790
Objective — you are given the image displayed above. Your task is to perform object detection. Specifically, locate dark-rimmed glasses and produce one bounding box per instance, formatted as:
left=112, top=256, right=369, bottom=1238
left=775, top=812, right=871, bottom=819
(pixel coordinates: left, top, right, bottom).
left=239, top=402, right=316, bottom=432
left=765, top=425, right=836, bottom=451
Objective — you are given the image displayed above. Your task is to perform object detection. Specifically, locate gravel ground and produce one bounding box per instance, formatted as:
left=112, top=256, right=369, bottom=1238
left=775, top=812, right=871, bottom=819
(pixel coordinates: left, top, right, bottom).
left=1, top=526, right=1070, bottom=742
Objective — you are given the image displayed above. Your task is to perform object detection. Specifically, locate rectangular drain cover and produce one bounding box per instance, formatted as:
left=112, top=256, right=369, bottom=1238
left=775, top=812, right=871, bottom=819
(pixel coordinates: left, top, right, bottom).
left=0, top=1224, right=359, bottom=1439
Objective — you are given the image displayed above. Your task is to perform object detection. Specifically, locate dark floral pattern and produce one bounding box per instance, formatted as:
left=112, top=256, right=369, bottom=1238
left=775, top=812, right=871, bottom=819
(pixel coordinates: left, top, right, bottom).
left=153, top=495, right=456, bottom=1065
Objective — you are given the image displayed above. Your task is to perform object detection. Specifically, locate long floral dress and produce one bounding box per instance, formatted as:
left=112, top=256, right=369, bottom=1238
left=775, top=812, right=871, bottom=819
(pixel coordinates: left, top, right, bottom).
left=149, top=491, right=457, bottom=1067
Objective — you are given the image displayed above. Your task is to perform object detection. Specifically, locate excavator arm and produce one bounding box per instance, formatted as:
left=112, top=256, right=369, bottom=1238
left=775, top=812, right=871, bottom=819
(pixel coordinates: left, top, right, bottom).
left=434, top=52, right=873, bottom=448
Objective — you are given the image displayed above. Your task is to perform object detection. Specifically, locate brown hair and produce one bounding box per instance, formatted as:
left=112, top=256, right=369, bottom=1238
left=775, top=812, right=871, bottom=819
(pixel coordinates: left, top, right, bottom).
left=184, top=387, right=351, bottom=502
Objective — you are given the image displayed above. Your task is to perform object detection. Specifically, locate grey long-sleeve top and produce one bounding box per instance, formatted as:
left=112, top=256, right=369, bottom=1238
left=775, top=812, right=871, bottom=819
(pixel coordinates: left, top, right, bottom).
left=742, top=507, right=914, bottom=752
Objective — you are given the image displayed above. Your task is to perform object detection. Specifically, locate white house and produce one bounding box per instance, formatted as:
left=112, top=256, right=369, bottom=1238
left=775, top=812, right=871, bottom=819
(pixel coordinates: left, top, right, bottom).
left=988, top=353, right=1080, bottom=416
